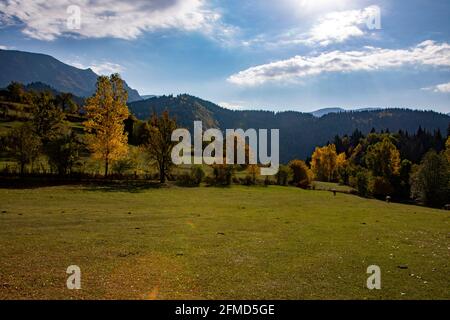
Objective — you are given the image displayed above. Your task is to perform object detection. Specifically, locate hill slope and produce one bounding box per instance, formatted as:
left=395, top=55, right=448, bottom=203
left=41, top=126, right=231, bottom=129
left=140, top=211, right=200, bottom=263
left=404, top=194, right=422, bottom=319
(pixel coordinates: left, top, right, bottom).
left=129, top=95, right=450, bottom=162
left=0, top=49, right=142, bottom=102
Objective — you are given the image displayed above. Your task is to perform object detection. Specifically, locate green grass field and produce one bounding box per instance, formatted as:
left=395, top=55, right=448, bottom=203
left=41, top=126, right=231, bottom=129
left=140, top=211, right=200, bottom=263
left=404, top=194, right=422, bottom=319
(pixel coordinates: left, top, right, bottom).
left=0, top=184, right=448, bottom=300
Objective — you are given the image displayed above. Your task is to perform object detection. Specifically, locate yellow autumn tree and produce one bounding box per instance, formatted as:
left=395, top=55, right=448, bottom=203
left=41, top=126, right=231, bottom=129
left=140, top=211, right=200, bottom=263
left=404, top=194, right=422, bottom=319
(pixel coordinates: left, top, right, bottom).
left=365, top=138, right=401, bottom=178
left=288, top=159, right=313, bottom=188
left=311, top=144, right=338, bottom=182
left=84, top=74, right=129, bottom=177
left=336, top=152, right=347, bottom=169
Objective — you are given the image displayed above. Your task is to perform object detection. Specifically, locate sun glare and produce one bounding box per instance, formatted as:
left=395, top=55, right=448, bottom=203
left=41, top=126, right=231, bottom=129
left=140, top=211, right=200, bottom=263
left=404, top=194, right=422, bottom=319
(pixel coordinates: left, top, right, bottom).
left=289, top=0, right=353, bottom=13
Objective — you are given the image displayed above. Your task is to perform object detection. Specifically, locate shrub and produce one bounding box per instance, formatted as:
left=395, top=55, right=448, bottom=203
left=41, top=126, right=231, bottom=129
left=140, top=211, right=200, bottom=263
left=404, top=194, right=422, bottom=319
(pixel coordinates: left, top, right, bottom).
left=244, top=175, right=255, bottom=186
left=276, top=165, right=291, bottom=186
left=355, top=170, right=369, bottom=197
left=112, top=158, right=135, bottom=176
left=212, top=164, right=234, bottom=185
left=176, top=166, right=205, bottom=187
left=289, top=160, right=313, bottom=188
left=369, top=176, right=394, bottom=198
left=191, top=165, right=205, bottom=185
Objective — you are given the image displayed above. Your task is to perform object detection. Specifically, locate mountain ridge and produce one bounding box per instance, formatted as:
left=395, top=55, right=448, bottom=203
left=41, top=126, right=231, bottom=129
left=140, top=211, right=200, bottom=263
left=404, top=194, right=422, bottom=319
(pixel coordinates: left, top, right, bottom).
left=0, top=49, right=142, bottom=102
left=129, top=94, right=450, bottom=162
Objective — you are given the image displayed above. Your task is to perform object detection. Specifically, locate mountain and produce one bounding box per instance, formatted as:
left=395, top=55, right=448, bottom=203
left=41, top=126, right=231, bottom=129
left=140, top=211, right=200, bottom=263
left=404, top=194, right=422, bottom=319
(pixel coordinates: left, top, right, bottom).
left=0, top=49, right=142, bottom=102
left=310, top=107, right=345, bottom=117
left=141, top=95, right=157, bottom=100
left=310, top=107, right=381, bottom=117
left=129, top=94, right=450, bottom=162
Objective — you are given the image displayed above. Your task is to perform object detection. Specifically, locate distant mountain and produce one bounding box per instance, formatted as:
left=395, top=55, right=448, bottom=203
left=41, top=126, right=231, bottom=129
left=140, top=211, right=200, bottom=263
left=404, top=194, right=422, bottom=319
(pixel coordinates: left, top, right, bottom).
left=22, top=82, right=85, bottom=105
left=141, top=95, right=157, bottom=100
left=310, top=107, right=381, bottom=117
left=310, top=107, right=345, bottom=117
left=129, top=94, right=450, bottom=162
left=0, top=49, right=142, bottom=102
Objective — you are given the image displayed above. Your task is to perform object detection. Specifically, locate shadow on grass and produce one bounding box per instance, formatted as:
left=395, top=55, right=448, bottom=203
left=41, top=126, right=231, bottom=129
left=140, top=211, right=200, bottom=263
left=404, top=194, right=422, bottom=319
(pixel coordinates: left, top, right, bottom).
left=0, top=177, right=164, bottom=193
left=83, top=181, right=163, bottom=193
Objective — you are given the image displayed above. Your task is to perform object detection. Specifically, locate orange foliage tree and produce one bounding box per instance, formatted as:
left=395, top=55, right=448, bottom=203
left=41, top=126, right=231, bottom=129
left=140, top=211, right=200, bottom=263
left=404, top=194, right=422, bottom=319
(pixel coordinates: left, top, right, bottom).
left=84, top=74, right=129, bottom=177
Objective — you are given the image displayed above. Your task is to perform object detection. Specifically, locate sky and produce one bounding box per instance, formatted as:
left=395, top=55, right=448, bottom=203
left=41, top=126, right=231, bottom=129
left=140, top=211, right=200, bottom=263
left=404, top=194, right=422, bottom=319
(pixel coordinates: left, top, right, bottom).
left=0, top=0, right=449, bottom=113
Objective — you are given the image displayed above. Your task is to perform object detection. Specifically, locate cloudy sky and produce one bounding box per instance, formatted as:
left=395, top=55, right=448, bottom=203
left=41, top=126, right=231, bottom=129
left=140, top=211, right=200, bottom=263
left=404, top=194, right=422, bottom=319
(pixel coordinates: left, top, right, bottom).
left=0, top=0, right=449, bottom=112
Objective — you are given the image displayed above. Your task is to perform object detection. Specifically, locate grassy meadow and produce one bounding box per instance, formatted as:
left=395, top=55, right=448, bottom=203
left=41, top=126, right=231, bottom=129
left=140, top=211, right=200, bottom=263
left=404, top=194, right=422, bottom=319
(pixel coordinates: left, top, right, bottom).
left=0, top=184, right=448, bottom=300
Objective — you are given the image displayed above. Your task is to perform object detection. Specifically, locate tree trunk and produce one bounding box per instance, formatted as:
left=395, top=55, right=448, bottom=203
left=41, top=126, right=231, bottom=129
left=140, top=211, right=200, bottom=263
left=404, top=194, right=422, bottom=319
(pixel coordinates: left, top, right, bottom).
left=159, top=163, right=165, bottom=183
left=104, top=158, right=109, bottom=178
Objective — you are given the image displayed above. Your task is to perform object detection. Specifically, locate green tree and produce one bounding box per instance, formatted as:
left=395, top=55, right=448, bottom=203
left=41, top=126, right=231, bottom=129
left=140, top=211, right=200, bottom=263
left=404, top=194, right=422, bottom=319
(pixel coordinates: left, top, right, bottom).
left=32, top=91, right=65, bottom=142
left=142, top=111, right=177, bottom=183
left=355, top=170, right=369, bottom=197
left=445, top=137, right=450, bottom=163
left=410, top=150, right=450, bottom=207
left=7, top=82, right=26, bottom=103
left=45, top=131, right=81, bottom=175
left=276, top=165, right=291, bottom=186
left=56, top=92, right=78, bottom=114
left=84, top=74, right=130, bottom=177
left=6, top=123, right=42, bottom=175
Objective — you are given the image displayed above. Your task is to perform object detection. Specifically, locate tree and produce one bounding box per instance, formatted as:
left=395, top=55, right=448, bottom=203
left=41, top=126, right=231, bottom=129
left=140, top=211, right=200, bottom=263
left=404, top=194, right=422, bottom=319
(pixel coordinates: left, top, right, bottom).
left=6, top=123, right=42, bottom=175
left=276, top=165, right=291, bottom=186
left=289, top=159, right=312, bottom=188
left=355, top=170, right=369, bottom=197
left=311, top=144, right=338, bottom=182
left=56, top=92, right=78, bottom=114
left=32, top=91, right=65, bottom=142
left=410, top=150, right=450, bottom=207
left=83, top=74, right=130, bottom=177
left=45, top=131, right=81, bottom=175
left=7, top=82, right=27, bottom=103
left=142, top=111, right=177, bottom=183
left=445, top=137, right=450, bottom=163
left=365, top=138, right=401, bottom=178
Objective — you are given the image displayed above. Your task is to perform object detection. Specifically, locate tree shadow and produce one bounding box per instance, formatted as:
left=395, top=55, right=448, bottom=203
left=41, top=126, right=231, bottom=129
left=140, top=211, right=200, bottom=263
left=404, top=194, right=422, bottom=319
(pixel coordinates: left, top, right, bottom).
left=0, top=177, right=164, bottom=192
left=83, top=181, right=163, bottom=193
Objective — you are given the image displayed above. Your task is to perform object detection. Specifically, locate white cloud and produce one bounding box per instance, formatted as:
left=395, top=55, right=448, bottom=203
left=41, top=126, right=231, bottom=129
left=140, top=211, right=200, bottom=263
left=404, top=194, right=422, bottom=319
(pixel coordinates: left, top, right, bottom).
left=0, top=0, right=236, bottom=43
left=306, top=6, right=380, bottom=46
left=422, top=82, right=450, bottom=93
left=228, top=41, right=450, bottom=86
left=0, top=45, right=9, bottom=49
left=244, top=6, right=381, bottom=49
left=89, top=62, right=124, bottom=75
left=219, top=101, right=246, bottom=110
left=67, top=61, right=124, bottom=75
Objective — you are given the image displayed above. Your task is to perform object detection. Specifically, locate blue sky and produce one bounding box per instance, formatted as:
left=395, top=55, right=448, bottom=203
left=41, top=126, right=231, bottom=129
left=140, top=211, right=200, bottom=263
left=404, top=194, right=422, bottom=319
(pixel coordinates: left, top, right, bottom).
left=0, top=0, right=449, bottom=112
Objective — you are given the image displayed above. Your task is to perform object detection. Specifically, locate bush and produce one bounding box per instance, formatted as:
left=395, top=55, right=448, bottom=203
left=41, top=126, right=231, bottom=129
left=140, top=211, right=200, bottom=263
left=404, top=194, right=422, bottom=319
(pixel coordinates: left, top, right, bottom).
left=369, top=176, right=394, bottom=198
left=176, top=166, right=205, bottom=187
left=212, top=164, right=234, bottom=185
left=276, top=165, right=291, bottom=186
left=354, top=170, right=369, bottom=197
left=112, top=158, right=135, bottom=176
left=244, top=175, right=255, bottom=186
left=191, top=165, right=205, bottom=185
left=289, top=160, right=312, bottom=188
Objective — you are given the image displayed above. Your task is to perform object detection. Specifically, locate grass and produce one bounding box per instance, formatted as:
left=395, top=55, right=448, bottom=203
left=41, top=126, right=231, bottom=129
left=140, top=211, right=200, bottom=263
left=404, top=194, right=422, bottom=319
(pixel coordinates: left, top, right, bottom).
left=0, top=184, right=448, bottom=300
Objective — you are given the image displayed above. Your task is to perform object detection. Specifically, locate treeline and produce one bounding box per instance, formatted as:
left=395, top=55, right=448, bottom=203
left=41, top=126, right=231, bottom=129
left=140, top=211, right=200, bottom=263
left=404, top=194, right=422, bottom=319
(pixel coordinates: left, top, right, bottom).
left=0, top=81, right=82, bottom=117
left=1, top=77, right=449, bottom=209
left=128, top=94, right=450, bottom=162
left=302, top=128, right=450, bottom=208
